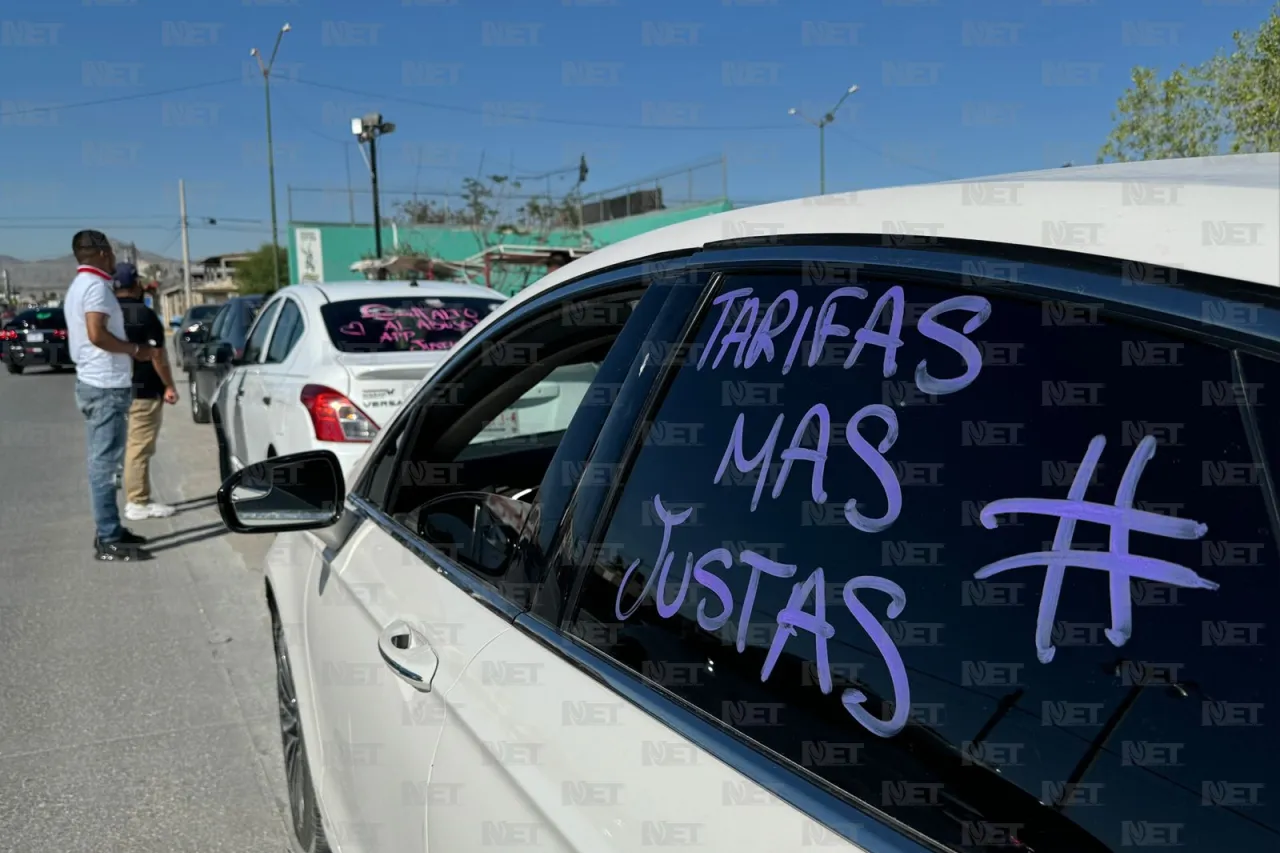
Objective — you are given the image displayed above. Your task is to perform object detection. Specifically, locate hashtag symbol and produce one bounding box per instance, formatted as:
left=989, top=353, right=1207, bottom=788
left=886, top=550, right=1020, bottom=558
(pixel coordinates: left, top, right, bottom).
left=974, top=434, right=1218, bottom=663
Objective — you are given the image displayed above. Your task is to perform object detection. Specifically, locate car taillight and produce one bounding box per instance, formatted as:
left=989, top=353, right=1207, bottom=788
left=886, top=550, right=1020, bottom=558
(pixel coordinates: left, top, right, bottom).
left=0, top=330, right=17, bottom=341
left=300, top=384, right=378, bottom=442
left=52, top=329, right=67, bottom=340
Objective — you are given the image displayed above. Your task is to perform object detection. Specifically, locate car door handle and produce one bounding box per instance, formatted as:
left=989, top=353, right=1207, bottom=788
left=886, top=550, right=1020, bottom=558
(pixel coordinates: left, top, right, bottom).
left=377, top=618, right=439, bottom=692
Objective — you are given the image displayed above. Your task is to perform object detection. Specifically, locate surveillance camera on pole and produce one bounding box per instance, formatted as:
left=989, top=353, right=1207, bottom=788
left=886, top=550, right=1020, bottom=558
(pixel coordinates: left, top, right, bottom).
left=352, top=112, right=395, bottom=258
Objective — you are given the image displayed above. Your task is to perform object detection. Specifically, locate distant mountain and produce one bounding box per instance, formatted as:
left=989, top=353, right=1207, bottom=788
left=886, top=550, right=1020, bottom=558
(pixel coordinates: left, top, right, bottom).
left=0, top=241, right=181, bottom=293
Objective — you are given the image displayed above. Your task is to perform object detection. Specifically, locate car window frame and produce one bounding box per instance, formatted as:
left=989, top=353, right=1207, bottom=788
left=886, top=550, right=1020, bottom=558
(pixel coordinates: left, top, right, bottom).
left=534, top=239, right=1280, bottom=853
left=241, top=298, right=282, bottom=365
left=264, top=297, right=305, bottom=365
left=327, top=262, right=703, bottom=623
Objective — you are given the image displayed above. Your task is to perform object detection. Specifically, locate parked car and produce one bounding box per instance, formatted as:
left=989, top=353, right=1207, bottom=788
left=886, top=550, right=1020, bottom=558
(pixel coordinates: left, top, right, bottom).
left=210, top=281, right=512, bottom=482
left=187, top=294, right=263, bottom=424
left=216, top=154, right=1279, bottom=853
left=1, top=307, right=73, bottom=374
left=173, top=302, right=224, bottom=369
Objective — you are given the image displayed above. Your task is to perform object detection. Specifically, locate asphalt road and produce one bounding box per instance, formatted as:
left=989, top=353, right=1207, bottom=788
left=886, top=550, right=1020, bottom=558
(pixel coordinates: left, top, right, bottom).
left=0, top=360, right=293, bottom=851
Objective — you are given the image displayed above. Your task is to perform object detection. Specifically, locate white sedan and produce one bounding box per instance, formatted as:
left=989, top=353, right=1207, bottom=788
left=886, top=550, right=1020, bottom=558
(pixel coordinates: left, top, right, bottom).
left=211, top=280, right=589, bottom=480
left=217, top=155, right=1279, bottom=853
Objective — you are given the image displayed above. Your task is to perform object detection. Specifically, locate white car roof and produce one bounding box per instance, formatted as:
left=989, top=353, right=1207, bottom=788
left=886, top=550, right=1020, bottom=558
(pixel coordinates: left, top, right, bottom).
left=282, top=280, right=507, bottom=304
left=513, top=153, right=1280, bottom=315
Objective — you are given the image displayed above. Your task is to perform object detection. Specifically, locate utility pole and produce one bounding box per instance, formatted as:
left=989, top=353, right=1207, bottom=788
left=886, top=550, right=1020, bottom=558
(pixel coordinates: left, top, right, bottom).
left=179, top=179, right=192, bottom=314
left=788, top=84, right=860, bottom=195
left=251, top=22, right=292, bottom=290
left=345, top=145, right=356, bottom=225
left=577, top=154, right=588, bottom=244
left=353, top=113, right=396, bottom=260
left=370, top=132, right=382, bottom=258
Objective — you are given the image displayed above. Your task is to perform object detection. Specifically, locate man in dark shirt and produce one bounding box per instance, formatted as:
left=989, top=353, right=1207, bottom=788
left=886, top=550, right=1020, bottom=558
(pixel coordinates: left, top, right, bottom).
left=113, top=263, right=180, bottom=520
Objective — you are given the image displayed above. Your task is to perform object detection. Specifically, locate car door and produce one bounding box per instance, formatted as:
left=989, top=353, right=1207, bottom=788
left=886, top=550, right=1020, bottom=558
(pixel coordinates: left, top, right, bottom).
left=229, top=298, right=282, bottom=469
left=249, top=296, right=305, bottom=462
left=416, top=267, right=870, bottom=853
left=193, top=304, right=228, bottom=398
left=300, top=273, right=685, bottom=852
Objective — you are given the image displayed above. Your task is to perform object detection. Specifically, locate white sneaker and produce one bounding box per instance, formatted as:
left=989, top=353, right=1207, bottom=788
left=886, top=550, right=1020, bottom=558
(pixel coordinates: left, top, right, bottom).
left=124, top=502, right=176, bottom=520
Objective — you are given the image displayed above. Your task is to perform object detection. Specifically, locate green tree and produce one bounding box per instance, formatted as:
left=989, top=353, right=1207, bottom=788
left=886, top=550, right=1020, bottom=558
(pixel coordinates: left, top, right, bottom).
left=235, top=243, right=289, bottom=294
left=1099, top=2, right=1280, bottom=162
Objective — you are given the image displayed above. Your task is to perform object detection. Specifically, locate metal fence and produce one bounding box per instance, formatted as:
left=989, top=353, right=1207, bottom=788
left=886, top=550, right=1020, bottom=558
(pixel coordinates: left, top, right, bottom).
left=286, top=156, right=729, bottom=226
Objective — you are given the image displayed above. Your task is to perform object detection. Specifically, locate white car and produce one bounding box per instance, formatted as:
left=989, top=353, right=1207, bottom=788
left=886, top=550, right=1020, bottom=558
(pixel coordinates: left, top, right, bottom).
left=211, top=280, right=589, bottom=479
left=217, top=155, right=1278, bottom=853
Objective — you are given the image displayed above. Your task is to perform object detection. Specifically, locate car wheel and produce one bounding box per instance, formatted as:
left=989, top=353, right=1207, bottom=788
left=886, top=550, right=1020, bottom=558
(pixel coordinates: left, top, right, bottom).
left=5, top=363, right=22, bottom=375
left=273, top=613, right=331, bottom=853
left=190, top=373, right=211, bottom=424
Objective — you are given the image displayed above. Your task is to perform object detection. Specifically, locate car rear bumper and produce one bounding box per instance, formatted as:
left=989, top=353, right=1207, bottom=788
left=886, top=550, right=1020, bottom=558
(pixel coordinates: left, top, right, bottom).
left=2, top=342, right=74, bottom=367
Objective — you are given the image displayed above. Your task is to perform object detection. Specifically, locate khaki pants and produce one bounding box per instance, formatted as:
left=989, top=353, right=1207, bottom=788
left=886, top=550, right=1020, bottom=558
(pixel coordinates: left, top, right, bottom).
left=124, top=398, right=164, bottom=505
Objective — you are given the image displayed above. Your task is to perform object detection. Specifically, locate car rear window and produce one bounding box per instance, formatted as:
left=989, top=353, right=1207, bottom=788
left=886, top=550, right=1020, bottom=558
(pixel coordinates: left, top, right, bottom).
left=319, top=296, right=503, bottom=354
left=12, top=309, right=66, bottom=329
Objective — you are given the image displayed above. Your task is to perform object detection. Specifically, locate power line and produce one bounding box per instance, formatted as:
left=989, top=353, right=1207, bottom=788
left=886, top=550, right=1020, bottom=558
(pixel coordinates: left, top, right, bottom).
left=284, top=76, right=805, bottom=133
left=154, top=226, right=184, bottom=257
left=0, top=215, right=176, bottom=222
left=0, top=223, right=182, bottom=231
left=828, top=125, right=955, bottom=180
left=0, top=78, right=239, bottom=118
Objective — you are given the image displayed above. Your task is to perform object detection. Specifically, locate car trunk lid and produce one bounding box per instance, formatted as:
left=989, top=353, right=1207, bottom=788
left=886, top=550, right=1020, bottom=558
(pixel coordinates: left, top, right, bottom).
left=335, top=350, right=450, bottom=425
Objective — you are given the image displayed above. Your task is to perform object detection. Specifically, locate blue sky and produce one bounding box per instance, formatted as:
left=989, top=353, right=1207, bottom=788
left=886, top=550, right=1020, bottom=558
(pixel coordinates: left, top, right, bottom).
left=0, top=0, right=1271, bottom=261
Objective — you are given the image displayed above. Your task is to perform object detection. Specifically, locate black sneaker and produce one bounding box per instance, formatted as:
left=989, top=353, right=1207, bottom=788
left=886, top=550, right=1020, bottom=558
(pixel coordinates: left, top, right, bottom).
left=118, top=528, right=148, bottom=545
left=95, top=529, right=147, bottom=548
left=96, top=540, right=153, bottom=562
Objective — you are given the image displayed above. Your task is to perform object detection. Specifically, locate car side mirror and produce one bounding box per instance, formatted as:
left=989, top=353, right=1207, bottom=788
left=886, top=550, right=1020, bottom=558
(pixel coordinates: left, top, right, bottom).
left=216, top=449, right=345, bottom=534
left=213, top=341, right=235, bottom=364
left=418, top=491, right=532, bottom=577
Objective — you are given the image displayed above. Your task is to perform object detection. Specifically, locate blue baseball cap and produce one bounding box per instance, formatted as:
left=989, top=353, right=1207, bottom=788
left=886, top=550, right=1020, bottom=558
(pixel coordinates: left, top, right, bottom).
left=113, top=262, right=139, bottom=288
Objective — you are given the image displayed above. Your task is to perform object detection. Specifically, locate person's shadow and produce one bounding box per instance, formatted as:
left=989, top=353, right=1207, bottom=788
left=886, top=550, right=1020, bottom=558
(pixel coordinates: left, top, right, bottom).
left=146, top=521, right=228, bottom=553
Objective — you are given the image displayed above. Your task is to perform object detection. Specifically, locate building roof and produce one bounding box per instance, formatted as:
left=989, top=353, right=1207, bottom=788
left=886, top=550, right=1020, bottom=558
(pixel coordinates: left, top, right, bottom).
left=196, top=253, right=253, bottom=266
left=513, top=153, right=1280, bottom=299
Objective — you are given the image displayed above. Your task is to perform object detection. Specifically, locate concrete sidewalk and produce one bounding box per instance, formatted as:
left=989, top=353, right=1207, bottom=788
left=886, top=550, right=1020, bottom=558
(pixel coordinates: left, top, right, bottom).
left=0, top=369, right=293, bottom=852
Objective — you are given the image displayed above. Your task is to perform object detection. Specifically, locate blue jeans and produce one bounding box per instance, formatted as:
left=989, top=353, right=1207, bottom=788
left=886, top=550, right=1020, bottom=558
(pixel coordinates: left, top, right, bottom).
left=75, top=381, right=132, bottom=544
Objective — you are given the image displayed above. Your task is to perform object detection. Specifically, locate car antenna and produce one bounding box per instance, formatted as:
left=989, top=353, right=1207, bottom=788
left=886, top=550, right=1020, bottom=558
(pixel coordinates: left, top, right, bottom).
left=408, top=277, right=419, bottom=287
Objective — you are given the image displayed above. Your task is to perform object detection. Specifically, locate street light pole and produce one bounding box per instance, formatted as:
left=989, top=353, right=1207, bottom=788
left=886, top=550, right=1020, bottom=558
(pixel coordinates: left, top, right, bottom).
left=251, top=22, right=291, bottom=290
left=353, top=113, right=396, bottom=261
left=789, top=84, right=859, bottom=195
left=369, top=132, right=382, bottom=258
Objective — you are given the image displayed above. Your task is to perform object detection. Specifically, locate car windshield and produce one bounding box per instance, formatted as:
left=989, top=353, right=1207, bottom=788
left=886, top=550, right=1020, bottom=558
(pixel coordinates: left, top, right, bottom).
left=319, top=296, right=503, bottom=354
left=186, top=305, right=220, bottom=323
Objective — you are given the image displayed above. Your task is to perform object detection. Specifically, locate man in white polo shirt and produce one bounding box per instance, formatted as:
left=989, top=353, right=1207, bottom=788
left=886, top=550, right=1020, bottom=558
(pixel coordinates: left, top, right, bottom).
left=65, top=230, right=158, bottom=561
